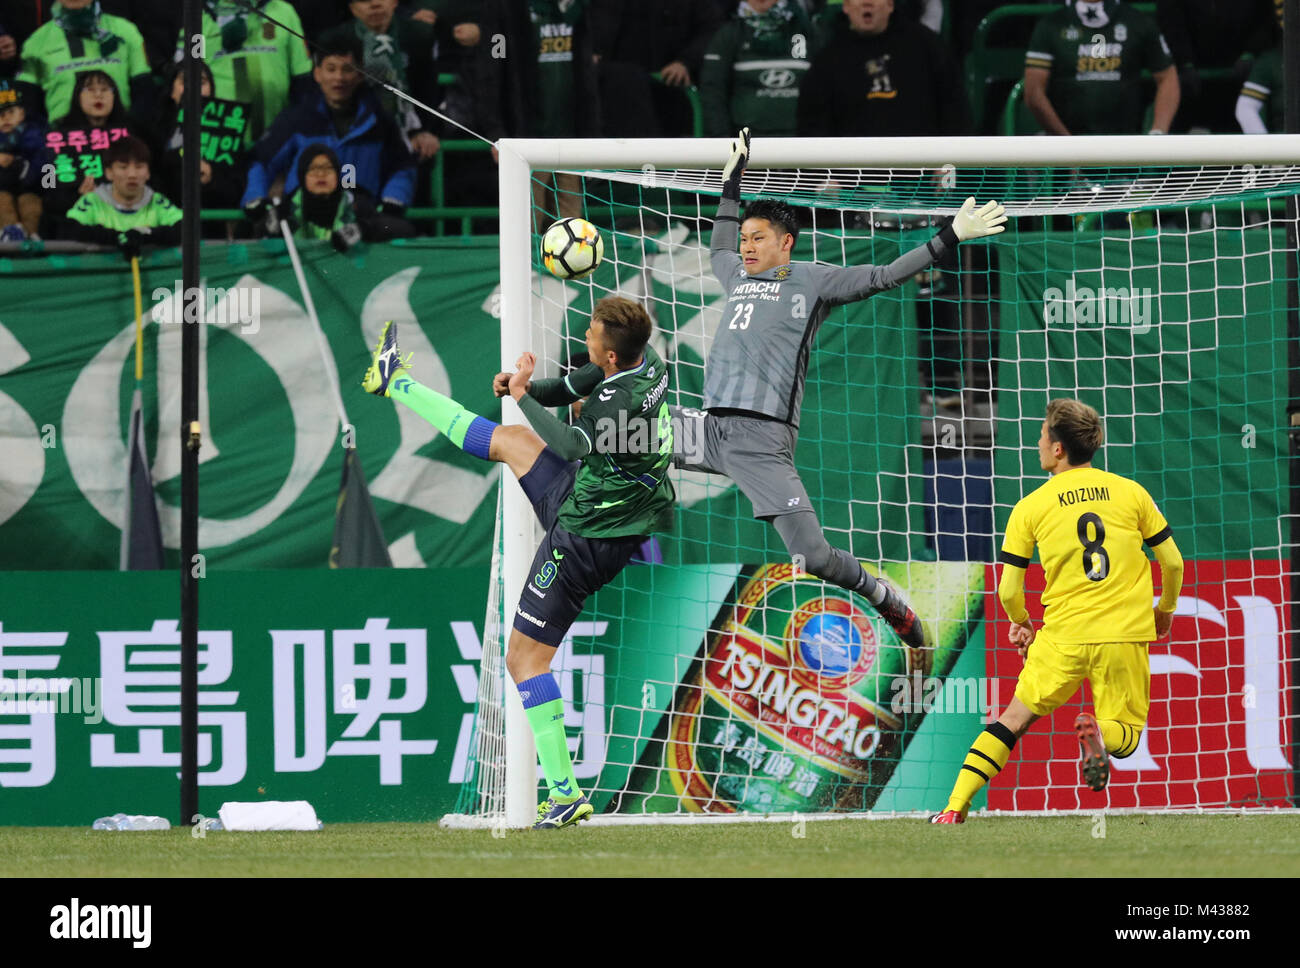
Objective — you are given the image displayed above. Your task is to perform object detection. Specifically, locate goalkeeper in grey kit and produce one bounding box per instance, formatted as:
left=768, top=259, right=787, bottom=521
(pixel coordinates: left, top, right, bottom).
left=672, top=128, right=1007, bottom=654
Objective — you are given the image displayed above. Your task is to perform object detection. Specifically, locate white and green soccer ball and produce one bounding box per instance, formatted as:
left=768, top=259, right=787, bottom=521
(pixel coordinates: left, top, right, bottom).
left=540, top=217, right=604, bottom=280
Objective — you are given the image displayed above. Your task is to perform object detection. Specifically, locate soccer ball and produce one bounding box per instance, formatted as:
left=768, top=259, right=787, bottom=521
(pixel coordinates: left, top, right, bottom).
left=541, top=217, right=604, bottom=280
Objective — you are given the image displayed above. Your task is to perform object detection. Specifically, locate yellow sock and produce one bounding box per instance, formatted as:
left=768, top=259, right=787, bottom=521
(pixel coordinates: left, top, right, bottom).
left=1099, top=719, right=1141, bottom=758
left=944, top=722, right=1017, bottom=814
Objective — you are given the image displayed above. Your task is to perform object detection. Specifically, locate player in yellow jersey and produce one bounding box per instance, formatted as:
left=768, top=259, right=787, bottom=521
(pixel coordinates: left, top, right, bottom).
left=931, top=398, right=1184, bottom=823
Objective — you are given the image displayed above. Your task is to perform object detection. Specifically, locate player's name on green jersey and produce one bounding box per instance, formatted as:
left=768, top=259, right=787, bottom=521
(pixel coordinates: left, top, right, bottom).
left=554, top=345, right=675, bottom=539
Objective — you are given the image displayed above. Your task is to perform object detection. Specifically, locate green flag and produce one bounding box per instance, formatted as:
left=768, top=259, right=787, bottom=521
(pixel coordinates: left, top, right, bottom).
left=330, top=447, right=392, bottom=568
left=120, top=388, right=165, bottom=570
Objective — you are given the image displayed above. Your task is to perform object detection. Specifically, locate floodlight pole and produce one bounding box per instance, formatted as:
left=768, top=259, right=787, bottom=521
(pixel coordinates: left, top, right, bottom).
left=179, top=0, right=201, bottom=828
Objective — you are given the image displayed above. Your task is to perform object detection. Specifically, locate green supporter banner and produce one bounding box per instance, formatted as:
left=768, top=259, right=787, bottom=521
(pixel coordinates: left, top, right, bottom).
left=1, top=230, right=927, bottom=571
left=0, top=239, right=504, bottom=570
left=995, top=229, right=1290, bottom=560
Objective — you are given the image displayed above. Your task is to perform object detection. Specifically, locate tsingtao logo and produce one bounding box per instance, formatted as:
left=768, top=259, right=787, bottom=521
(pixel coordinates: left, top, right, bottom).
left=788, top=596, right=878, bottom=684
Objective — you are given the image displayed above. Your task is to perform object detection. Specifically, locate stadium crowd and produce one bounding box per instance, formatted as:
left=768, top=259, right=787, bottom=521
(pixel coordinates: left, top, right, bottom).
left=0, top=0, right=1285, bottom=251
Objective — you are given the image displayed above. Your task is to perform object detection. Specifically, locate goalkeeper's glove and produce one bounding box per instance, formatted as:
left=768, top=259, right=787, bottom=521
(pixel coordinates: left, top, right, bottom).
left=721, top=126, right=750, bottom=201
left=950, top=196, right=1007, bottom=242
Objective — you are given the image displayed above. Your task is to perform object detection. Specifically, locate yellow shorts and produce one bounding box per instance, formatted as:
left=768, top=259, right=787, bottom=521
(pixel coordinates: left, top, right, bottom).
left=1014, top=630, right=1150, bottom=728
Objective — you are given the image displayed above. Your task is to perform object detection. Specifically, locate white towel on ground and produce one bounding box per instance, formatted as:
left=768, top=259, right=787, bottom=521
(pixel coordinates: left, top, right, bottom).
left=218, top=800, right=321, bottom=831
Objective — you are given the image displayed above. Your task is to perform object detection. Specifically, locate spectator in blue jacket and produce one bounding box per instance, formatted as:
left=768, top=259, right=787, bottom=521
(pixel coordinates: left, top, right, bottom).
left=241, top=34, right=416, bottom=239
left=0, top=79, right=43, bottom=239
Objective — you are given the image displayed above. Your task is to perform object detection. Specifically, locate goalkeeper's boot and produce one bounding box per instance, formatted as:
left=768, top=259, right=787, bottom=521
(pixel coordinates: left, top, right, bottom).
left=872, top=579, right=931, bottom=674
left=1075, top=712, right=1109, bottom=792
left=930, top=808, right=967, bottom=824
left=532, top=794, right=593, bottom=830
left=362, top=320, right=411, bottom=396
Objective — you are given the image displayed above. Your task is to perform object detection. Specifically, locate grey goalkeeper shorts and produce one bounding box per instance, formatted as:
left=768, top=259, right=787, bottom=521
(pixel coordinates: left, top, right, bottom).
left=669, top=407, right=813, bottom=520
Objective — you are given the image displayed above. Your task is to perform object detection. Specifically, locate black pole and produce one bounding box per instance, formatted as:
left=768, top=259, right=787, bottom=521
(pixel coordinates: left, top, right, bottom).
left=1283, top=0, right=1299, bottom=807
left=179, top=0, right=202, bottom=827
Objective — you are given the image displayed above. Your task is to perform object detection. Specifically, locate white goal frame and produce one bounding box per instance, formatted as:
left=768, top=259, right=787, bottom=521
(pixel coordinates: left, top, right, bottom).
left=486, top=135, right=1300, bottom=829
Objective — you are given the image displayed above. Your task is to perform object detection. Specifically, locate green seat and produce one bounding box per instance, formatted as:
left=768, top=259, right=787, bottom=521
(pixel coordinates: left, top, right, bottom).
left=966, top=4, right=1057, bottom=133
left=1000, top=78, right=1040, bottom=136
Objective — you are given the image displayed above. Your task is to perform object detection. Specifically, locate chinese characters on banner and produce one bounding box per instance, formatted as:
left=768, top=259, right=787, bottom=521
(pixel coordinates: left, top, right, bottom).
left=0, top=623, right=70, bottom=787
left=0, top=615, right=610, bottom=792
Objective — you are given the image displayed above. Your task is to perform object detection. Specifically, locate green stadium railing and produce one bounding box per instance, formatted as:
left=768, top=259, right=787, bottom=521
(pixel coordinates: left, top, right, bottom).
left=421, top=138, right=495, bottom=235
left=649, top=71, right=704, bottom=139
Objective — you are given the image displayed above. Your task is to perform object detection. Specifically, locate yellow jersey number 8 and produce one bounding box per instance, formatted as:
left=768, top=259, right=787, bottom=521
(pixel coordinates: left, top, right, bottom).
left=1077, top=511, right=1110, bottom=581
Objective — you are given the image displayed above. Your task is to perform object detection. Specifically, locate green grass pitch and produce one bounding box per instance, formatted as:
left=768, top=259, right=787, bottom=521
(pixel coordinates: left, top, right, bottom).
left=3, top=815, right=1298, bottom=877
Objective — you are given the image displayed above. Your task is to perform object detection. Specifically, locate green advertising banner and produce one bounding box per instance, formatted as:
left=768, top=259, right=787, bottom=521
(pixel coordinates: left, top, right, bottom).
left=995, top=229, right=1290, bottom=559
left=0, top=564, right=989, bottom=824
left=0, top=569, right=492, bottom=824
left=583, top=559, right=990, bottom=815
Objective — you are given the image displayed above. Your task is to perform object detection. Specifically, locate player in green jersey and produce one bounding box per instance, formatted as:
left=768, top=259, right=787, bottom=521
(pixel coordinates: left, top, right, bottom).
left=362, top=296, right=674, bottom=829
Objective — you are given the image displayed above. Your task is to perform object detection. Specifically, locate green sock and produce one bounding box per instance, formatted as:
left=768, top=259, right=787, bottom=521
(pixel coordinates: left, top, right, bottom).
left=388, top=375, right=497, bottom=458
left=521, top=693, right=582, bottom=802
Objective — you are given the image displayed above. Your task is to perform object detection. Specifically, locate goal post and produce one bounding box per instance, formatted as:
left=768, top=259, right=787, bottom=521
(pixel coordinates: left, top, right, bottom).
left=450, top=135, right=1300, bottom=829
left=495, top=133, right=1300, bottom=169
left=496, top=146, right=541, bottom=830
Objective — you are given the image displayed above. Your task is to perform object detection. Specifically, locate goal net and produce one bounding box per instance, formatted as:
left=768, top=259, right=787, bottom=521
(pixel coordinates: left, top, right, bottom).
left=449, top=136, right=1300, bottom=827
